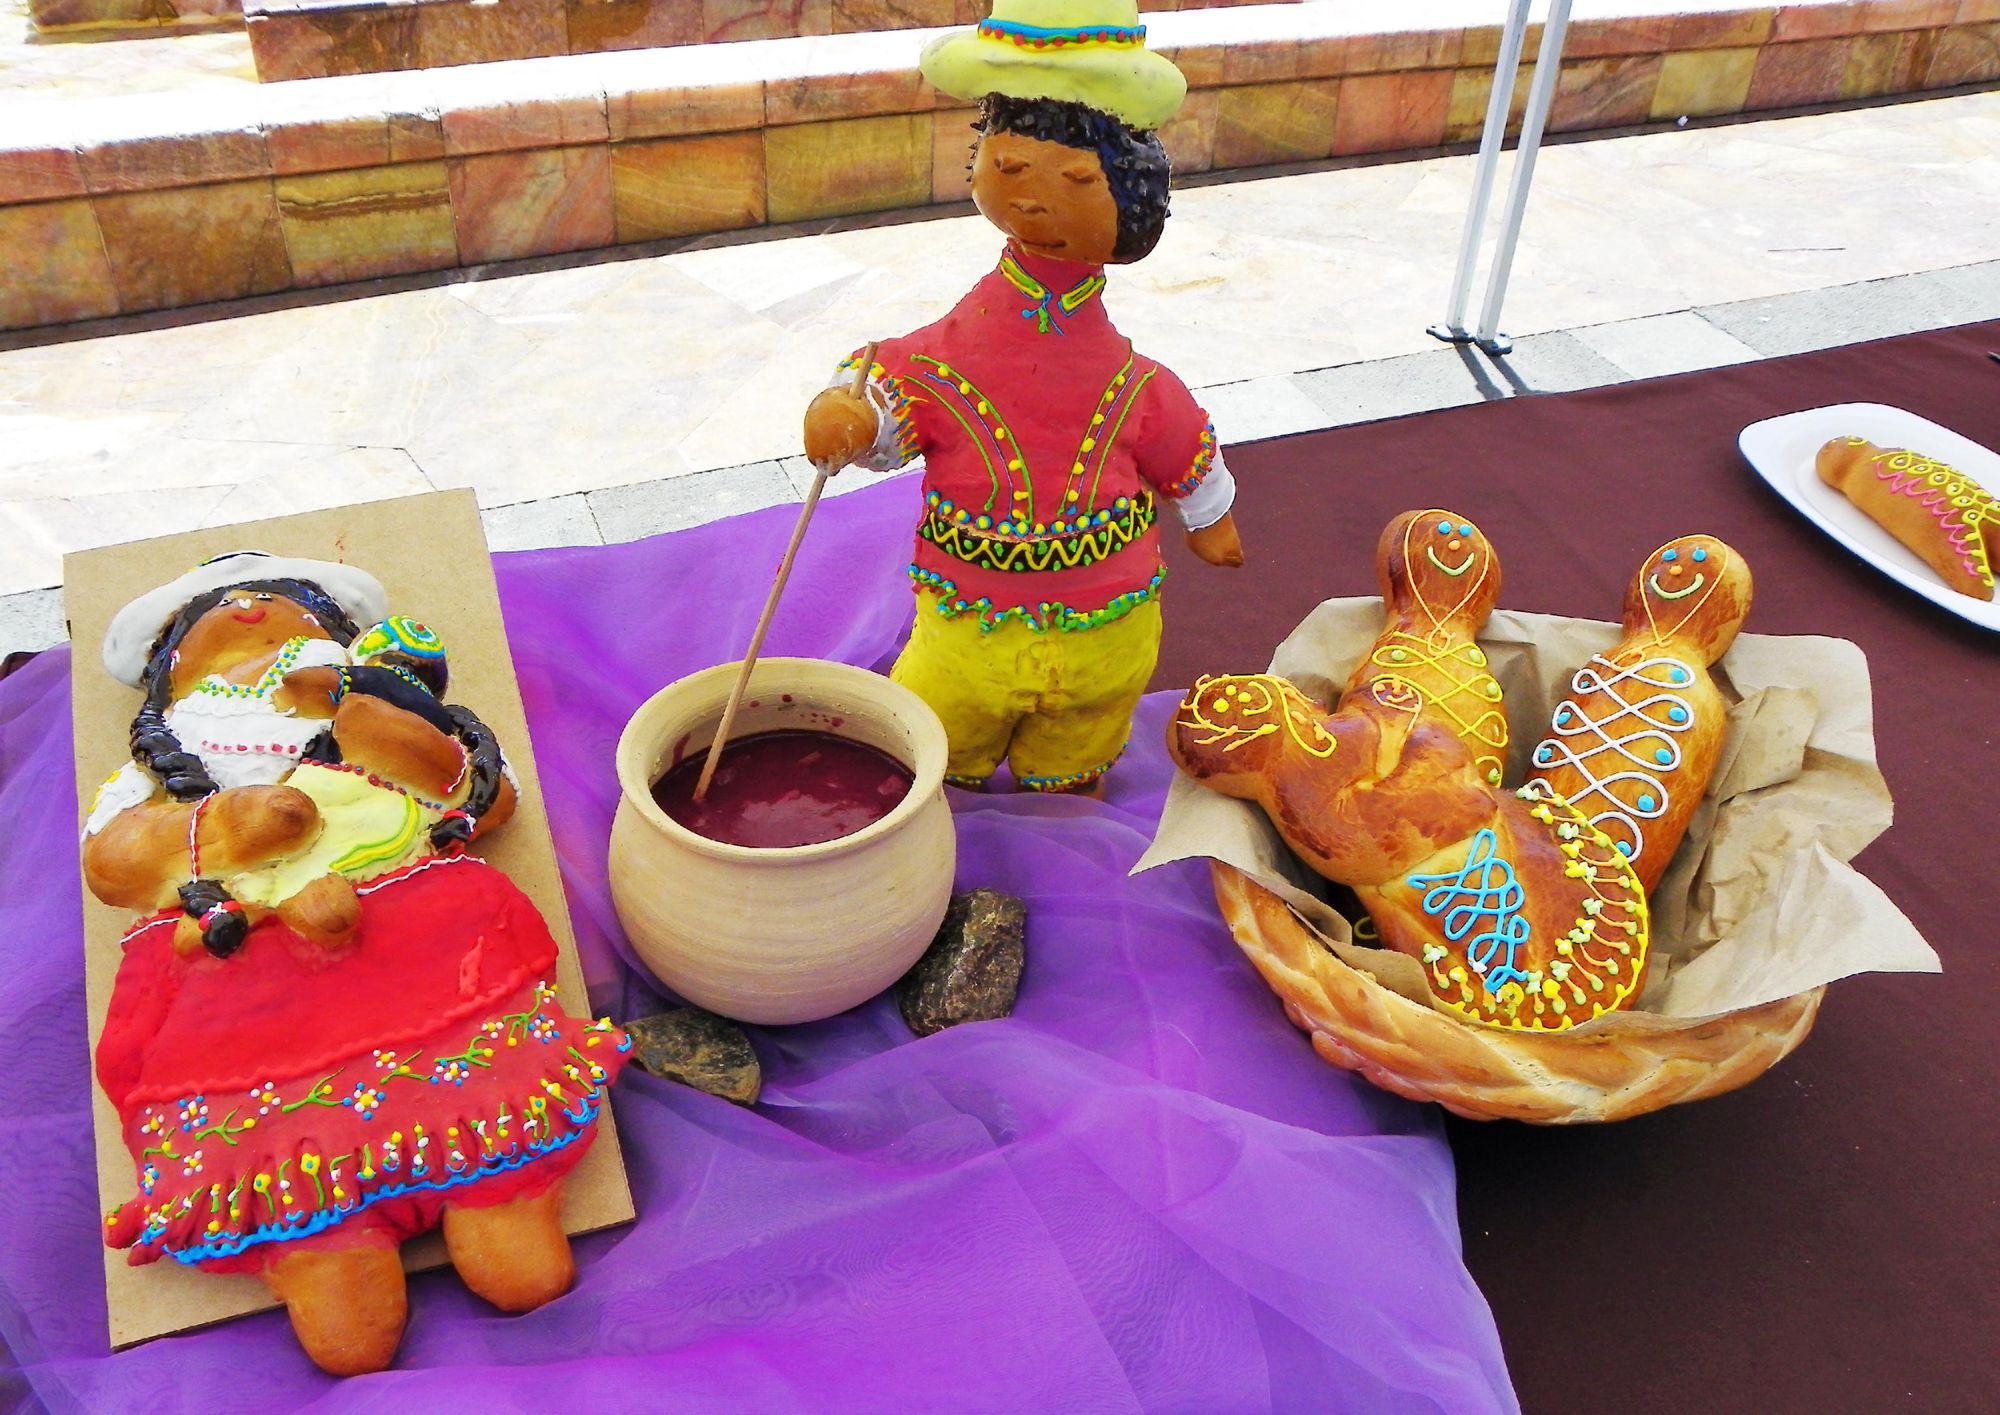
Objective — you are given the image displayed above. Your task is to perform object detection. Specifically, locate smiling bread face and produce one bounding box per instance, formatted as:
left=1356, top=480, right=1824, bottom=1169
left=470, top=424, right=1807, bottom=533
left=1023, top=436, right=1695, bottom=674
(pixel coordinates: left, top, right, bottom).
left=169, top=591, right=337, bottom=697
left=1345, top=510, right=1509, bottom=787
left=1378, top=510, right=1502, bottom=630
left=1620, top=535, right=1754, bottom=663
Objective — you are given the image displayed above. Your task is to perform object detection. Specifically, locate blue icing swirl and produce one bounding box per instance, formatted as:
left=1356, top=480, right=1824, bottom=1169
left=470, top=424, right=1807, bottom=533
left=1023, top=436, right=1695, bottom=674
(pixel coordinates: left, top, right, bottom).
left=1408, top=828, right=1531, bottom=994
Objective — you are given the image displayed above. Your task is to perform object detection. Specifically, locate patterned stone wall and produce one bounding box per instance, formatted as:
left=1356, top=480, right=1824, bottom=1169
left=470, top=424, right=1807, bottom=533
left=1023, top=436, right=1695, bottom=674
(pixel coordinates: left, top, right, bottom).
left=243, top=0, right=1274, bottom=85
left=4, top=0, right=1998, bottom=331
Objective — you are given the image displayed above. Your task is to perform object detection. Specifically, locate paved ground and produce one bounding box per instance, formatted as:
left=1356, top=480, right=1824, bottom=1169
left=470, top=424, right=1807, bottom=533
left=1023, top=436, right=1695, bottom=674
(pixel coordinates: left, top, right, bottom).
left=5, top=87, right=1999, bottom=656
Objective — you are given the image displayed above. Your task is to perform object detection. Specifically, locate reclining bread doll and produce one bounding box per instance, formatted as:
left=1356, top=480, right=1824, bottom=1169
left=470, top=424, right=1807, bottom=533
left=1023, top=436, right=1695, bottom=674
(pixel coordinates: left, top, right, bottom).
left=83, top=553, right=627, bottom=1375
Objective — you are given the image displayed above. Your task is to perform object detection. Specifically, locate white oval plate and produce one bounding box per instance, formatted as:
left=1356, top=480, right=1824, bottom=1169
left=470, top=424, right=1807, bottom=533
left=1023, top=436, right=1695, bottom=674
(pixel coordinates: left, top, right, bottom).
left=1738, top=401, right=2000, bottom=633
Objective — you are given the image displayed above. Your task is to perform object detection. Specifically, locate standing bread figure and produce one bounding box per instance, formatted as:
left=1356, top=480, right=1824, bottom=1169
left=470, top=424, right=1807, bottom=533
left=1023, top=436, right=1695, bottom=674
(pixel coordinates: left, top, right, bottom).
left=1816, top=437, right=1997, bottom=601
left=801, top=2, right=1243, bottom=796
left=1525, top=535, right=1753, bottom=892
left=1339, top=509, right=1507, bottom=788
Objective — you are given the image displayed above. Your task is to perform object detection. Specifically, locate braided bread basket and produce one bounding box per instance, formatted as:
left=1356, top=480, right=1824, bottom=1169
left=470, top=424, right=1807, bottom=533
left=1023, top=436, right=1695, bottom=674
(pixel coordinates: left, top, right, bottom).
left=1212, top=861, right=1824, bottom=1124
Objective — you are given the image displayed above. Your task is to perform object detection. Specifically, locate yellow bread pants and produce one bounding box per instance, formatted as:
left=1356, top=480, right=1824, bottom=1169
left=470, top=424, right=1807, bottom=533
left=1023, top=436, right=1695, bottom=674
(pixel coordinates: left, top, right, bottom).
left=892, top=592, right=1163, bottom=790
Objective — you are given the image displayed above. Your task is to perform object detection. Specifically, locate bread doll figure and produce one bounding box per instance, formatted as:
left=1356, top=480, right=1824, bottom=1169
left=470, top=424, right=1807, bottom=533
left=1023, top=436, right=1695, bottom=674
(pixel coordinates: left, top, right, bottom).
left=802, top=1, right=1244, bottom=796
left=83, top=554, right=627, bottom=1375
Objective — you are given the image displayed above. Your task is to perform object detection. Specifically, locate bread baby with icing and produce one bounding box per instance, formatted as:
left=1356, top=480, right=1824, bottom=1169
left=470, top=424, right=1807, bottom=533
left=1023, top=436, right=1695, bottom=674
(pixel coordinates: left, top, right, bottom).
left=1525, top=535, right=1752, bottom=892
left=1817, top=437, right=1997, bottom=600
left=1339, top=509, right=1508, bottom=788
left=1169, top=673, right=1648, bottom=1032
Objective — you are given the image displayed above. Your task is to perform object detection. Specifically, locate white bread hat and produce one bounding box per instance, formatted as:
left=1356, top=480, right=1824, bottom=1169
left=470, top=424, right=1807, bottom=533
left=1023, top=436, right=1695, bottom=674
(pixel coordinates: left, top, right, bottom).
left=101, top=552, right=388, bottom=688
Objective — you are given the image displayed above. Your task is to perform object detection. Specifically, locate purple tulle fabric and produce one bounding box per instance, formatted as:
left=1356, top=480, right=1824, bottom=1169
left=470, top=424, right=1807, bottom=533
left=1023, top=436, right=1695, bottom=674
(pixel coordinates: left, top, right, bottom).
left=0, top=477, right=1513, bottom=1412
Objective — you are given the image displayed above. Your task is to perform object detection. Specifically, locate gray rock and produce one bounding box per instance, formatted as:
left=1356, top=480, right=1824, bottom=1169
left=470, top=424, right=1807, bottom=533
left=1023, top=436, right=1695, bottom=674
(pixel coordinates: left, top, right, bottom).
left=898, top=889, right=1027, bottom=1037
left=624, top=1008, right=761, bottom=1106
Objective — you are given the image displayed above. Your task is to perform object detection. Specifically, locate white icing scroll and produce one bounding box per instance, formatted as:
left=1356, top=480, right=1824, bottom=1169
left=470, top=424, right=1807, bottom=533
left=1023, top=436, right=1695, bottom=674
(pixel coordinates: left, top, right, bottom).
left=1529, top=653, right=1697, bottom=861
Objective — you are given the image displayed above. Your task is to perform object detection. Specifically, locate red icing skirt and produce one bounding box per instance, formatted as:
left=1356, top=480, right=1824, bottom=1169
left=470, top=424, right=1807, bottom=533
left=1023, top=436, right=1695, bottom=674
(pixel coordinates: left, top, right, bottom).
left=95, top=856, right=629, bottom=1275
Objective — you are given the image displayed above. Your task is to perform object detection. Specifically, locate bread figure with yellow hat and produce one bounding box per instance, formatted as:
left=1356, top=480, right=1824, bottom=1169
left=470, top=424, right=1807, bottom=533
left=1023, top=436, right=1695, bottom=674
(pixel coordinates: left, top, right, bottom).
left=804, top=0, right=1244, bottom=797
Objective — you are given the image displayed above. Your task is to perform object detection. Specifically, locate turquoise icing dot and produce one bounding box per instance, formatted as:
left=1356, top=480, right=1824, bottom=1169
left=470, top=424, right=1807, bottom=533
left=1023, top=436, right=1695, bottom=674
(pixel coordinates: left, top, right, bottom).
left=1458, top=523, right=1472, bottom=536
left=1692, top=547, right=1708, bottom=562
left=1662, top=548, right=1678, bottom=561
left=1637, top=794, right=1657, bottom=811
left=1536, top=745, right=1553, bottom=764
left=1669, top=666, right=1687, bottom=684
left=1654, top=748, right=1672, bottom=765
left=1616, top=841, right=1633, bottom=856
left=1668, top=705, right=1689, bottom=723
left=1437, top=519, right=1453, bottom=534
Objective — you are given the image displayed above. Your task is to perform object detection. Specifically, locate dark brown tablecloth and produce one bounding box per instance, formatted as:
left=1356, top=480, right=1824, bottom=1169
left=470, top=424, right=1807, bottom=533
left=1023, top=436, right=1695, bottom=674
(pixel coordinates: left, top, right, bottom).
left=1156, top=321, right=2000, bottom=1415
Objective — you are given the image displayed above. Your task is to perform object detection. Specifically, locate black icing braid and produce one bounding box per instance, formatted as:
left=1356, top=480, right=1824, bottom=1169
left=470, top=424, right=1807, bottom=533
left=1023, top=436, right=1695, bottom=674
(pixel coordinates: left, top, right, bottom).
left=430, top=703, right=506, bottom=851
left=131, top=687, right=218, bottom=803
left=129, top=576, right=366, bottom=798
left=179, top=879, right=247, bottom=959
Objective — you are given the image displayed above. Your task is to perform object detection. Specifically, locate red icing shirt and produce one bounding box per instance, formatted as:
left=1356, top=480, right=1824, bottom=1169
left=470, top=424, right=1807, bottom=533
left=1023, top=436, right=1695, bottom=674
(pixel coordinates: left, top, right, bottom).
left=866, top=245, right=1217, bottom=631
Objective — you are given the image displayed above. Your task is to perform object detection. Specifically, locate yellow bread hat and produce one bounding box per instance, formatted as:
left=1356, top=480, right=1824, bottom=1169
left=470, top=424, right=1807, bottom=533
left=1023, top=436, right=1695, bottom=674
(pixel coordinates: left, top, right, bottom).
left=920, top=0, right=1188, bottom=133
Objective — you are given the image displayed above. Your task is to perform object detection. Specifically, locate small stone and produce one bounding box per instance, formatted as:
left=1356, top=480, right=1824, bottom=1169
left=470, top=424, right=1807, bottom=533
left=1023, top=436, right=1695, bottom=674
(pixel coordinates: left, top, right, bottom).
left=622, top=1008, right=761, bottom=1106
left=897, top=889, right=1026, bottom=1037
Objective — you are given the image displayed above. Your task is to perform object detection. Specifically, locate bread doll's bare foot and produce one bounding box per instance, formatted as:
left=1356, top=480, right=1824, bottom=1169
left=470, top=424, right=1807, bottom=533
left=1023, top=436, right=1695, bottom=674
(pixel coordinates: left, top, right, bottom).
left=443, top=1184, right=574, bottom=1312
left=277, top=873, right=362, bottom=949
left=261, top=1239, right=408, bottom=1376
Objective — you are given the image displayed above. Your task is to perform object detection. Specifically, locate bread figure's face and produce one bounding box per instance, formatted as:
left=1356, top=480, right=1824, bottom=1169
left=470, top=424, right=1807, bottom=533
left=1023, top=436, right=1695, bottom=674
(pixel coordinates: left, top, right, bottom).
left=170, top=592, right=333, bottom=697
left=1382, top=510, right=1501, bottom=625
left=1170, top=674, right=1339, bottom=786
left=1625, top=535, right=1753, bottom=657
left=972, top=131, right=1120, bottom=268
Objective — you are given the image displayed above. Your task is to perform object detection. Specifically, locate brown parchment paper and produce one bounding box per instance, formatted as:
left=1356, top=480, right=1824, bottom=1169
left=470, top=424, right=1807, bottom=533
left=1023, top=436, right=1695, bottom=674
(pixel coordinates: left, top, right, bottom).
left=1134, top=598, right=1941, bottom=1029
left=63, top=490, right=633, bottom=1351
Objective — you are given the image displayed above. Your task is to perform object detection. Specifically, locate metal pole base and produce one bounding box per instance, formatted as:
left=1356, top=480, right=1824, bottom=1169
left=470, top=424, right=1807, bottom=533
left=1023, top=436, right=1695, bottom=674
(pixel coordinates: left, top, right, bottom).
left=1429, top=324, right=1514, bottom=356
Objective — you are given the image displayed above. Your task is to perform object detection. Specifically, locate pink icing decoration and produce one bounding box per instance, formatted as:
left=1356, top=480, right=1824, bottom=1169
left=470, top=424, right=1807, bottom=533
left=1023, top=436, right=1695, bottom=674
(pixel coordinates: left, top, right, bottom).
left=1871, top=454, right=1992, bottom=582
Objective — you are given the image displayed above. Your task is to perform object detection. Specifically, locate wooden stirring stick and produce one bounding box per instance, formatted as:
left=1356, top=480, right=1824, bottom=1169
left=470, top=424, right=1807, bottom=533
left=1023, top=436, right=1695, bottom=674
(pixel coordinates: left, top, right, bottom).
left=693, top=342, right=879, bottom=802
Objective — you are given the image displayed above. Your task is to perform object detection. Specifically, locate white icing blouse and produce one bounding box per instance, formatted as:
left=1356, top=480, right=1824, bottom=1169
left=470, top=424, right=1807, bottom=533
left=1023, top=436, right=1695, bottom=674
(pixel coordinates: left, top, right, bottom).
left=165, top=636, right=350, bottom=792
left=81, top=636, right=352, bottom=838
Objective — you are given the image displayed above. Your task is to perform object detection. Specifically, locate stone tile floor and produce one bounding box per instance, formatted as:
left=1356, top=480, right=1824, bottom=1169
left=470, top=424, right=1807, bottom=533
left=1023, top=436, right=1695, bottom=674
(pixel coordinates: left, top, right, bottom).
left=5, top=88, right=2000, bottom=656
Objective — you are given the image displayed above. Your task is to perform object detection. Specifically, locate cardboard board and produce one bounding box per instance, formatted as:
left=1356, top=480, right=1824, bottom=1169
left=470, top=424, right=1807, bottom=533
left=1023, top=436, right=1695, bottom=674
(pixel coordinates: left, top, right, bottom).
left=63, top=490, right=633, bottom=1350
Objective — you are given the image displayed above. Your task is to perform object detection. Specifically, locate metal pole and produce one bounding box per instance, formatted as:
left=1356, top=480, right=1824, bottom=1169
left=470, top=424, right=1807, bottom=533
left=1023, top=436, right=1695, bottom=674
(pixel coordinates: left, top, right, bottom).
left=1473, top=0, right=1574, bottom=354
left=1430, top=0, right=1534, bottom=342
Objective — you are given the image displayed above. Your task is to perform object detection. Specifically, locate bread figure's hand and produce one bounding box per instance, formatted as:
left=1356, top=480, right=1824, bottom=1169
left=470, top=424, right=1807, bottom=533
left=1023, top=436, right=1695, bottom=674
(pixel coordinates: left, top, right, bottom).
left=1186, top=512, right=1245, bottom=567
left=803, top=388, right=879, bottom=473
left=272, top=665, right=343, bottom=716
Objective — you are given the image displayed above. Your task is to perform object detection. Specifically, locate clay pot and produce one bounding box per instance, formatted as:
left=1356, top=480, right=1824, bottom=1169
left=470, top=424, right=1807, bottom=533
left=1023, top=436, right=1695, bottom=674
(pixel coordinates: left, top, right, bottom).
left=611, top=659, right=955, bottom=1025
